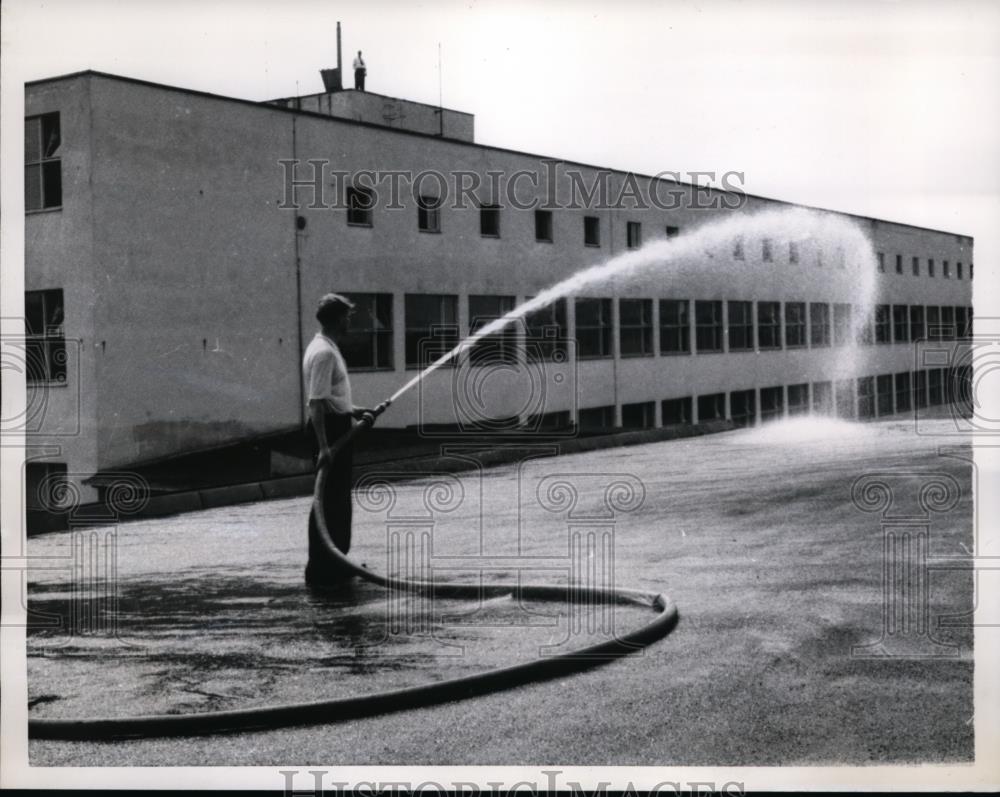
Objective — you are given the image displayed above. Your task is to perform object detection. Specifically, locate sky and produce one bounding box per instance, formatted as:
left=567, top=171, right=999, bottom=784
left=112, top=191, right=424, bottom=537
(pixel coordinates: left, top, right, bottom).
left=2, top=0, right=998, bottom=298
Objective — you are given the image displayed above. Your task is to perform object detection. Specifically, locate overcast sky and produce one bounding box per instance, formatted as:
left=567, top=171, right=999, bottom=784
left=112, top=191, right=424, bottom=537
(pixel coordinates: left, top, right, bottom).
left=4, top=0, right=999, bottom=261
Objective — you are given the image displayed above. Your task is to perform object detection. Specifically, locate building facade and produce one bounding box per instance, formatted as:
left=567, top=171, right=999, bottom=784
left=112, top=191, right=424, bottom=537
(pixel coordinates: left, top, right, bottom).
left=24, top=71, right=974, bottom=516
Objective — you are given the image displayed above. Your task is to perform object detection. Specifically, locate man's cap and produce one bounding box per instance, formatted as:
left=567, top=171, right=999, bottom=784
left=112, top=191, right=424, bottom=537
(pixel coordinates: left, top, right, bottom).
left=317, top=293, right=355, bottom=314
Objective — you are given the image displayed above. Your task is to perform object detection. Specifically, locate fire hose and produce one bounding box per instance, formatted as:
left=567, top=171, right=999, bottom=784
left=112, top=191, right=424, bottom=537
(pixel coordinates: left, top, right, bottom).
left=29, top=401, right=678, bottom=740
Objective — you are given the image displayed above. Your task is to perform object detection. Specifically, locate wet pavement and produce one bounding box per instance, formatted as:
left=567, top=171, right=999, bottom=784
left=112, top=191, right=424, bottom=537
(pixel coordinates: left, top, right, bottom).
left=26, top=418, right=974, bottom=765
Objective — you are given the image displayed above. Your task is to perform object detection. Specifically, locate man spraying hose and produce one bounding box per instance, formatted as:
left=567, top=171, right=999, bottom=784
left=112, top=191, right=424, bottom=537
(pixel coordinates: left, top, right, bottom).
left=302, top=293, right=377, bottom=587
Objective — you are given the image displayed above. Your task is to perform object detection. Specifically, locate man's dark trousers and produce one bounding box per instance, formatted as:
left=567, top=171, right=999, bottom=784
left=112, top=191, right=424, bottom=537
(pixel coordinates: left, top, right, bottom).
left=306, top=411, right=354, bottom=584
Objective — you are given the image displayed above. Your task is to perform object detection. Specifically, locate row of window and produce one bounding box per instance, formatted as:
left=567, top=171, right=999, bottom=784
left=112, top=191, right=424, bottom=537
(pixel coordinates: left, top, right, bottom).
left=877, top=251, right=971, bottom=280
left=350, top=185, right=679, bottom=249
left=574, top=366, right=970, bottom=431
left=341, top=293, right=975, bottom=370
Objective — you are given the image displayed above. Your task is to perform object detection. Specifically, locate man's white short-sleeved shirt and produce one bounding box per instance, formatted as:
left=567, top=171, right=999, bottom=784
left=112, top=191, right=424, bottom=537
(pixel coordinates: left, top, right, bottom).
left=303, top=333, right=353, bottom=415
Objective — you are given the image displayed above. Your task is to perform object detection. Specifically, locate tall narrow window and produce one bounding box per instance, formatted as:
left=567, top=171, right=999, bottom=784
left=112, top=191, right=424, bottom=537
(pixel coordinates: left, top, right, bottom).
left=757, top=301, right=782, bottom=350
left=857, top=377, right=875, bottom=419
left=810, top=303, right=831, bottom=347
left=832, top=303, right=852, bottom=347
left=876, top=374, right=894, bottom=416
left=584, top=216, right=600, bottom=247
left=785, top=302, right=806, bottom=348
left=404, top=294, right=458, bottom=368
left=895, top=254, right=903, bottom=274
left=468, top=295, right=517, bottom=364
left=618, top=298, right=653, bottom=357
left=346, top=185, right=374, bottom=226
left=957, top=262, right=963, bottom=279
left=626, top=221, right=642, bottom=249
left=876, top=252, right=885, bottom=273
left=875, top=304, right=891, bottom=343
left=762, top=238, right=773, bottom=262
left=25, top=289, right=66, bottom=383
left=895, top=372, right=912, bottom=413
left=524, top=298, right=568, bottom=362
left=912, top=256, right=920, bottom=276
left=25, top=113, right=62, bottom=211
left=892, top=305, right=909, bottom=344
left=733, top=237, right=745, bottom=261
left=339, top=293, right=393, bottom=369
left=534, top=209, right=553, bottom=242
left=479, top=203, right=501, bottom=237
left=695, top=300, right=723, bottom=353
left=955, top=307, right=967, bottom=340
left=730, top=389, right=756, bottom=428
left=943, top=260, right=951, bottom=278
left=575, top=298, right=613, bottom=358
left=926, top=305, right=941, bottom=341
left=789, top=241, right=799, bottom=264
left=659, top=299, right=690, bottom=355
left=727, top=301, right=753, bottom=351
left=928, top=258, right=935, bottom=277
left=760, top=387, right=784, bottom=423
left=417, top=194, right=441, bottom=232
left=941, top=306, right=955, bottom=340
left=909, top=305, right=925, bottom=342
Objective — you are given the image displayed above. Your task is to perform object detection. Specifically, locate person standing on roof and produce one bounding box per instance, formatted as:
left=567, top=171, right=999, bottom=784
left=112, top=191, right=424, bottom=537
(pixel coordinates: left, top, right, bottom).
left=302, top=293, right=376, bottom=588
left=353, top=51, right=367, bottom=91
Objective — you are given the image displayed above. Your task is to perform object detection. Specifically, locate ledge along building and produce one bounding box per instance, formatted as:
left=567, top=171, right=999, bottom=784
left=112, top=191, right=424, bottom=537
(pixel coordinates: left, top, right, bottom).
left=23, top=67, right=974, bottom=530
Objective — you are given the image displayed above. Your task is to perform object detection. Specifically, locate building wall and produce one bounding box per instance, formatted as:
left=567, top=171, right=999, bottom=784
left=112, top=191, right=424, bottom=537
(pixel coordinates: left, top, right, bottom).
left=24, top=72, right=975, bottom=495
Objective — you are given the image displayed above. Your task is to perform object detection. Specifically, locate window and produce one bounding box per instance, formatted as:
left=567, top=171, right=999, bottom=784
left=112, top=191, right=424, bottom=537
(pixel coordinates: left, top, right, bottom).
left=575, top=298, right=613, bottom=358
left=970, top=263, right=974, bottom=279
left=727, top=301, right=754, bottom=351
left=621, top=401, right=655, bottom=429
left=404, top=294, right=458, bottom=368
left=697, top=392, right=725, bottom=422
left=695, top=300, right=723, bottom=353
left=787, top=303, right=812, bottom=347
left=346, top=185, right=374, bottom=226
left=757, top=301, right=782, bottom=350
left=584, top=216, right=601, bottom=247
left=928, top=258, right=935, bottom=277
left=892, top=305, right=909, bottom=344
left=943, top=260, right=951, bottom=279
left=479, top=203, right=500, bottom=237
left=665, top=225, right=680, bottom=239
left=957, top=262, right=963, bottom=279
left=534, top=209, right=553, bottom=242
left=25, top=462, right=68, bottom=512
left=525, top=298, right=567, bottom=361
left=876, top=252, right=885, bottom=273
left=468, top=295, right=517, bottom=365
left=832, top=303, right=852, bottom=347
left=626, top=221, right=642, bottom=249
left=857, top=310, right=874, bottom=345
left=926, top=305, right=941, bottom=341
left=762, top=238, right=773, bottom=262
left=895, top=254, right=903, bottom=274
left=928, top=368, right=944, bottom=406
left=940, top=306, right=955, bottom=340
left=912, top=256, right=920, bottom=276
left=662, top=396, right=691, bottom=425
left=579, top=405, right=615, bottom=431
left=909, top=305, right=925, bottom=342
left=659, top=299, right=690, bottom=355
left=619, top=299, right=653, bottom=357
left=787, top=384, right=809, bottom=416
left=812, top=381, right=833, bottom=415
left=876, top=374, right=894, bottom=416
left=25, top=289, right=66, bottom=383
left=810, top=303, right=830, bottom=347
left=835, top=379, right=855, bottom=419
left=955, top=307, right=967, bottom=340
left=417, top=195, right=441, bottom=232
left=875, top=305, right=891, bottom=344
left=894, top=372, right=911, bottom=413
left=789, top=241, right=799, bottom=264
left=526, top=410, right=572, bottom=431
left=340, top=293, right=393, bottom=369
left=25, top=113, right=62, bottom=211
left=730, top=389, right=756, bottom=428
left=915, top=370, right=928, bottom=409
left=857, top=377, right=875, bottom=419
left=733, top=237, right=745, bottom=260
left=760, top=386, right=784, bottom=423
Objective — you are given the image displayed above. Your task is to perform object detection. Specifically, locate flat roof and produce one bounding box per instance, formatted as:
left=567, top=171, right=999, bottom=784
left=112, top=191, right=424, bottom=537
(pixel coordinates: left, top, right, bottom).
left=25, top=69, right=973, bottom=242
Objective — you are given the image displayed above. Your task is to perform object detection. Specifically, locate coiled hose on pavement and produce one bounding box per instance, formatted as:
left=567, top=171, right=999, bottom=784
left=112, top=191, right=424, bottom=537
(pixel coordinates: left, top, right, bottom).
left=29, top=411, right=678, bottom=740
